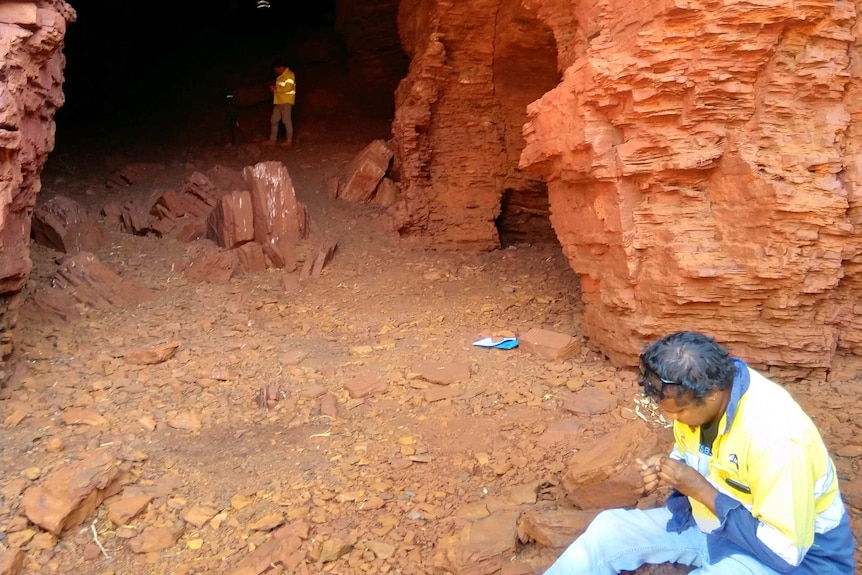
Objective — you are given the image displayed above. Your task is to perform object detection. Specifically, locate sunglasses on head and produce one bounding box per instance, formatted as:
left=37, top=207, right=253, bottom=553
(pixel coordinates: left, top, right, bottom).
left=638, top=364, right=681, bottom=402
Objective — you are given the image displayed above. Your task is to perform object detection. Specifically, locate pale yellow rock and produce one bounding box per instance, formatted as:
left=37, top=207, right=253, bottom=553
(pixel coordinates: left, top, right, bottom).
left=248, top=513, right=284, bottom=531
left=230, top=493, right=254, bottom=510
left=21, top=467, right=40, bottom=480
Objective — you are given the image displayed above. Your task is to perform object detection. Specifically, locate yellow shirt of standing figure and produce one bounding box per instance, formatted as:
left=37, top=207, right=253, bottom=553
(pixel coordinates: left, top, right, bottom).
left=274, top=68, right=296, bottom=105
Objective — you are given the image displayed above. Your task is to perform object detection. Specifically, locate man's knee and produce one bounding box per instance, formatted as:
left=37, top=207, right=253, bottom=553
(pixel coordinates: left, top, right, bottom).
left=584, top=508, right=632, bottom=538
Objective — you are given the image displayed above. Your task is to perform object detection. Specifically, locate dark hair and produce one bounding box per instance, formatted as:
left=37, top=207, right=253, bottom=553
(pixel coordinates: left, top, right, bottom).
left=640, top=331, right=736, bottom=403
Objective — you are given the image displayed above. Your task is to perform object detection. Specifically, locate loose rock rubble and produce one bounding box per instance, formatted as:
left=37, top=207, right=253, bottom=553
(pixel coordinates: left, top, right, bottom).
left=2, top=131, right=860, bottom=575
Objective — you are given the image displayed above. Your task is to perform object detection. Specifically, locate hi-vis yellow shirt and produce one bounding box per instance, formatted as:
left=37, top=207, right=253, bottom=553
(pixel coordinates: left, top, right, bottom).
left=670, top=361, right=853, bottom=573
left=274, top=68, right=296, bottom=105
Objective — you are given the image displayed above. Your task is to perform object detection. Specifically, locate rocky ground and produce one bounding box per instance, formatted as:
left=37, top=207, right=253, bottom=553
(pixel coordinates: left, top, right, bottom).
left=1, top=118, right=860, bottom=575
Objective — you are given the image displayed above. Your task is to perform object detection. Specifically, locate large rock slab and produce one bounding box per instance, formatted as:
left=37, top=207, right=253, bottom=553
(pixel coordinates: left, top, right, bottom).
left=244, top=161, right=308, bottom=247
left=561, top=421, right=660, bottom=510
left=21, top=451, right=121, bottom=535
left=337, top=139, right=393, bottom=203
left=32, top=195, right=107, bottom=254
left=517, top=508, right=598, bottom=551
left=517, top=0, right=862, bottom=374
left=438, top=510, right=521, bottom=575
left=206, top=189, right=254, bottom=248
left=51, top=252, right=154, bottom=310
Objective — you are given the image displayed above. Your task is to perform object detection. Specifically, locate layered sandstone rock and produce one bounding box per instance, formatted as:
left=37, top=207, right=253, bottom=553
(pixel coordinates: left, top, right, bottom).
left=518, top=0, right=862, bottom=374
left=388, top=0, right=560, bottom=249
left=390, top=0, right=862, bottom=374
left=0, top=0, right=75, bottom=362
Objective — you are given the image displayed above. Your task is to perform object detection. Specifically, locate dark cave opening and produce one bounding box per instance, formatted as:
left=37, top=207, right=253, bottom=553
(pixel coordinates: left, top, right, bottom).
left=54, top=0, right=408, bottom=153
left=492, top=0, right=561, bottom=247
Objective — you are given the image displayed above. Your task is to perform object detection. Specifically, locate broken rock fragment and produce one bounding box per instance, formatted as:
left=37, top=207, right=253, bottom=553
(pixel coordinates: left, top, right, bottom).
left=184, top=245, right=238, bottom=284
left=206, top=189, right=254, bottom=248
left=180, top=171, right=221, bottom=218
left=413, top=361, right=472, bottom=385
left=343, top=374, right=388, bottom=399
left=0, top=547, right=24, bottom=575
left=299, top=239, right=338, bottom=280
left=107, top=494, right=153, bottom=526
left=52, top=252, right=154, bottom=309
left=337, top=139, right=393, bottom=203
left=519, top=328, right=580, bottom=360
left=123, top=340, right=182, bottom=365
left=438, top=510, right=520, bottom=575
left=128, top=522, right=185, bottom=553
left=228, top=520, right=309, bottom=575
left=517, top=508, right=597, bottom=551
left=561, top=421, right=660, bottom=510
left=244, top=161, right=308, bottom=246
left=21, top=451, right=121, bottom=535
left=32, top=195, right=107, bottom=254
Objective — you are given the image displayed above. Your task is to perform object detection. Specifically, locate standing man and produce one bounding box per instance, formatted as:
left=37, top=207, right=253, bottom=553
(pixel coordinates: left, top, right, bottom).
left=545, top=331, right=855, bottom=574
left=267, top=60, right=295, bottom=147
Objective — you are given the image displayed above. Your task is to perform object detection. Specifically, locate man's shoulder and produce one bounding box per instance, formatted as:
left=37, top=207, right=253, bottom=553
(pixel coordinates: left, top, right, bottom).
left=737, top=369, right=819, bottom=438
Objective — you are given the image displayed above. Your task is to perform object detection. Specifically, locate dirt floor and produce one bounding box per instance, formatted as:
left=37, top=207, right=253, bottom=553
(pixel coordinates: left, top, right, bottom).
left=2, top=117, right=861, bottom=574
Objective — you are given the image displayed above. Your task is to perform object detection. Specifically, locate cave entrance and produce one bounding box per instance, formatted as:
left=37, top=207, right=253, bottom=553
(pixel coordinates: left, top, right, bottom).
left=54, top=0, right=408, bottom=152
left=496, top=186, right=557, bottom=247
left=491, top=0, right=561, bottom=248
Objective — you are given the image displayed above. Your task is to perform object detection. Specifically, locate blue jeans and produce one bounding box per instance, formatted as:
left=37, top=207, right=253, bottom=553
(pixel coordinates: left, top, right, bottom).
left=543, top=508, right=782, bottom=575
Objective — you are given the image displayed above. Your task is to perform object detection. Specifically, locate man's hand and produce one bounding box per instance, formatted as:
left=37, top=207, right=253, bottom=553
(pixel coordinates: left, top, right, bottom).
left=652, top=456, right=720, bottom=514
left=635, top=454, right=665, bottom=495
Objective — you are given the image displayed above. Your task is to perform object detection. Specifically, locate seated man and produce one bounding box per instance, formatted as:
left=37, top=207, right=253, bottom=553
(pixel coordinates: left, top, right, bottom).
left=545, top=331, right=855, bottom=574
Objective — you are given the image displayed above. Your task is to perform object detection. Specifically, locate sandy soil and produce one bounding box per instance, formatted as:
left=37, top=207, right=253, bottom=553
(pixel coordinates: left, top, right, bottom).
left=2, top=118, right=860, bottom=574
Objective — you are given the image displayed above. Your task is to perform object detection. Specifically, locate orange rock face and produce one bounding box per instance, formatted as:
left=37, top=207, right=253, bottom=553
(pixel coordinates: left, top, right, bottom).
left=388, top=0, right=560, bottom=249
left=516, top=0, right=862, bottom=373
left=0, top=1, right=75, bottom=360
left=387, top=0, right=862, bottom=373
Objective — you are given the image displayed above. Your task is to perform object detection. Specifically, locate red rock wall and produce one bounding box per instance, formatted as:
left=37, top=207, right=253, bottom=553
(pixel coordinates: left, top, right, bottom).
left=388, top=0, right=559, bottom=250
left=390, top=0, right=862, bottom=374
left=517, top=0, right=862, bottom=373
left=0, top=1, right=74, bottom=360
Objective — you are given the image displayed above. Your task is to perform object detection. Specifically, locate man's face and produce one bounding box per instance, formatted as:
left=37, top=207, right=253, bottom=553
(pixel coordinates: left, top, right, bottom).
left=657, top=391, right=724, bottom=429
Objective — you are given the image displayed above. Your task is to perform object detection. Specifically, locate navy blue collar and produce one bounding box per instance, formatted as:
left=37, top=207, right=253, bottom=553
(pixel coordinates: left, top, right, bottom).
left=722, top=358, right=750, bottom=434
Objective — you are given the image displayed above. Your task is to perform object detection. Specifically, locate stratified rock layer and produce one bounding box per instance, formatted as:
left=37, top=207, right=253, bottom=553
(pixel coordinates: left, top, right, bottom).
left=390, top=0, right=862, bottom=374
left=517, top=0, right=862, bottom=374
left=0, top=0, right=75, bottom=361
left=388, top=0, right=559, bottom=250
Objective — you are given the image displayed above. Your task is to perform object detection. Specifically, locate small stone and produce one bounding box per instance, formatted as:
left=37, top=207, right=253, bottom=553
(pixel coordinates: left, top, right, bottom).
left=107, top=495, right=153, bottom=526
left=167, top=412, right=201, bottom=431
left=30, top=532, right=57, bottom=550
left=82, top=543, right=102, bottom=561
left=128, top=522, right=185, bottom=553
left=186, top=539, right=203, bottom=550
left=249, top=513, right=285, bottom=531
left=364, top=540, right=396, bottom=559
left=60, top=408, right=107, bottom=426
left=44, top=438, right=64, bottom=453
left=139, top=416, right=157, bottom=432
left=7, top=529, right=36, bottom=548
left=319, top=538, right=353, bottom=562
left=182, top=505, right=219, bottom=528
left=21, top=468, right=41, bottom=481
left=230, top=493, right=254, bottom=510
